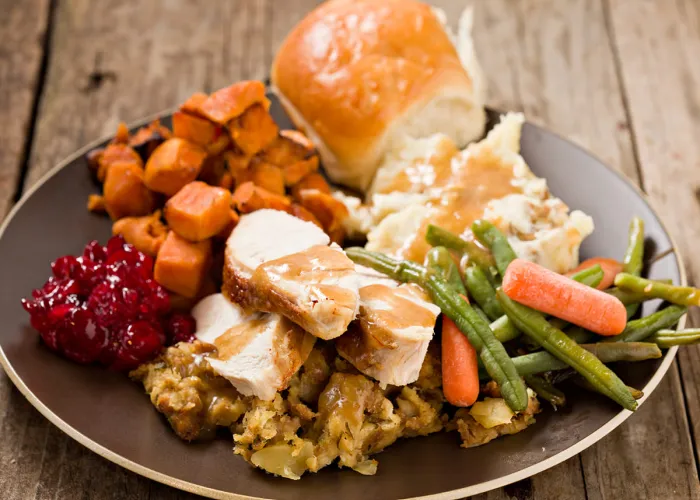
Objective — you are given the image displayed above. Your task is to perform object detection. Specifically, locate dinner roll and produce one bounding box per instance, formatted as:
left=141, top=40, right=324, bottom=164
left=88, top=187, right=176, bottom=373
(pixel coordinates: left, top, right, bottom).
left=271, top=0, right=486, bottom=192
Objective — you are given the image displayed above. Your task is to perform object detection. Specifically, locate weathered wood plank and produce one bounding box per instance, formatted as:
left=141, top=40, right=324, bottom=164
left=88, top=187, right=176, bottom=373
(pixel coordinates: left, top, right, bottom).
left=0, top=0, right=52, bottom=497
left=0, top=0, right=50, bottom=218
left=606, top=0, right=700, bottom=488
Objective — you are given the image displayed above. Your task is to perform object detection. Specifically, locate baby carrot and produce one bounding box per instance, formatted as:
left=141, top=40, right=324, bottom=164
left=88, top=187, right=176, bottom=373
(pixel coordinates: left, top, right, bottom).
left=442, top=300, right=479, bottom=407
left=503, top=259, right=627, bottom=336
left=566, top=257, right=623, bottom=290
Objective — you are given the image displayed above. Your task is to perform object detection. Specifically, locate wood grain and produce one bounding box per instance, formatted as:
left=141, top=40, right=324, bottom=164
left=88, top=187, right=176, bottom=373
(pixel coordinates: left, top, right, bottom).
left=0, top=0, right=51, bottom=217
left=607, top=0, right=700, bottom=487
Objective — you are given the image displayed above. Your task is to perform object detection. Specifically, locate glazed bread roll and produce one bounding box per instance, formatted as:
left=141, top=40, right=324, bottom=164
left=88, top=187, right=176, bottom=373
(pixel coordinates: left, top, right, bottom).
left=271, top=0, right=485, bottom=192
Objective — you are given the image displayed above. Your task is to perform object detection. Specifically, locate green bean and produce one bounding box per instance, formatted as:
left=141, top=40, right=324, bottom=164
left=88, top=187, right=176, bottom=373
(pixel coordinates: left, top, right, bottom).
left=496, top=289, right=638, bottom=411
left=570, top=264, right=604, bottom=288
left=425, top=247, right=466, bottom=295
left=425, top=224, right=497, bottom=271
left=574, top=378, right=643, bottom=400
left=566, top=326, right=595, bottom=344
left=605, top=305, right=687, bottom=343
left=464, top=265, right=504, bottom=320
left=346, top=247, right=529, bottom=411
left=614, top=273, right=700, bottom=307
left=623, top=217, right=645, bottom=276
left=471, top=220, right=517, bottom=277
left=606, top=280, right=672, bottom=304
left=652, top=328, right=700, bottom=348
left=473, top=306, right=492, bottom=325
left=478, top=342, right=662, bottom=379
left=524, top=375, right=566, bottom=408
left=621, top=217, right=645, bottom=317
left=490, top=314, right=520, bottom=343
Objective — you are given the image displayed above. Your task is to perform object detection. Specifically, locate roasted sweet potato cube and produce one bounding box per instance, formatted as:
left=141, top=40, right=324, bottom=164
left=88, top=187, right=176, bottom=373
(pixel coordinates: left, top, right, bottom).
left=103, top=162, right=156, bottom=220
left=291, top=172, right=331, bottom=200
left=260, top=133, right=311, bottom=167
left=164, top=181, right=232, bottom=241
left=289, top=203, right=322, bottom=228
left=198, top=81, right=268, bottom=125
left=172, top=111, right=229, bottom=155
left=144, top=138, right=207, bottom=196
left=249, top=158, right=285, bottom=195
left=129, top=120, right=172, bottom=161
left=214, top=210, right=240, bottom=240
left=231, top=181, right=291, bottom=213
left=87, top=194, right=106, bottom=213
left=97, top=144, right=143, bottom=182
left=229, top=103, right=279, bottom=156
left=180, top=92, right=208, bottom=116
left=224, top=151, right=252, bottom=187
left=296, top=189, right=349, bottom=244
left=154, top=231, right=212, bottom=298
left=113, top=122, right=130, bottom=144
left=283, top=155, right=319, bottom=186
left=112, top=211, right=168, bottom=256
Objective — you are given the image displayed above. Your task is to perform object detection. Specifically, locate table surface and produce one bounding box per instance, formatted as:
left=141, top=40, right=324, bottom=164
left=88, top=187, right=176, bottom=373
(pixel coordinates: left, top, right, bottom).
left=1, top=0, right=699, bottom=498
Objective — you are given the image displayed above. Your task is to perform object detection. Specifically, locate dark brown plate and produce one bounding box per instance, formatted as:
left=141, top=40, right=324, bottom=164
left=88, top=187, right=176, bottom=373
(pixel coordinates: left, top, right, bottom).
left=0, top=96, right=685, bottom=500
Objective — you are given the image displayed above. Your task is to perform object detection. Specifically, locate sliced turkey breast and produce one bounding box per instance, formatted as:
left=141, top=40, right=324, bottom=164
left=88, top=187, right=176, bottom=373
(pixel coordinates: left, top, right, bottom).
left=223, top=209, right=360, bottom=340
left=193, top=293, right=315, bottom=400
left=336, top=282, right=441, bottom=388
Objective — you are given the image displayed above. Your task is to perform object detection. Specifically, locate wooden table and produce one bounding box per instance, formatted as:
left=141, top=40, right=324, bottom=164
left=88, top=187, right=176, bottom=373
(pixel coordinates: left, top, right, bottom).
left=1, top=0, right=699, bottom=498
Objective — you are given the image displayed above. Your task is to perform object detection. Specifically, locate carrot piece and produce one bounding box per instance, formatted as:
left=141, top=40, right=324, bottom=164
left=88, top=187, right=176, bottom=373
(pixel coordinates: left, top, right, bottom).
left=154, top=231, right=212, bottom=298
left=144, top=138, right=207, bottom=196
left=249, top=158, right=286, bottom=195
left=102, top=162, right=156, bottom=220
left=198, top=81, right=268, bottom=125
left=442, top=295, right=479, bottom=407
left=164, top=181, right=232, bottom=241
left=566, top=257, right=623, bottom=290
left=229, top=103, right=279, bottom=156
left=172, top=111, right=229, bottom=155
left=503, top=258, right=627, bottom=336
left=231, top=181, right=291, bottom=213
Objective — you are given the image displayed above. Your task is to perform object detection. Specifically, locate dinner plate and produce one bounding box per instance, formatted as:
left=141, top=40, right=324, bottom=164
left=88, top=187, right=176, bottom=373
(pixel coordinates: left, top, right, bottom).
left=0, top=95, right=685, bottom=500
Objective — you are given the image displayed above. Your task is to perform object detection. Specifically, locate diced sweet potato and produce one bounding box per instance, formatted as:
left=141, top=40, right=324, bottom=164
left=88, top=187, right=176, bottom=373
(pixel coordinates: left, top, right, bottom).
left=172, top=111, right=229, bottom=155
left=129, top=120, right=172, bottom=161
left=231, top=181, right=291, bottom=213
left=291, top=172, right=331, bottom=200
left=144, top=138, right=207, bottom=196
left=214, top=210, right=240, bottom=240
left=260, top=133, right=312, bottom=166
left=228, top=103, right=279, bottom=156
left=289, top=203, right=322, bottom=228
left=283, top=155, right=319, bottom=186
left=114, top=122, right=130, bottom=144
left=218, top=172, right=233, bottom=190
left=154, top=231, right=212, bottom=298
left=164, top=181, right=232, bottom=241
left=223, top=151, right=252, bottom=187
left=296, top=189, right=349, bottom=244
left=259, top=131, right=319, bottom=186
left=249, top=158, right=285, bottom=195
left=103, top=162, right=156, bottom=220
left=198, top=81, right=268, bottom=125
left=97, top=144, right=143, bottom=182
left=180, top=92, right=208, bottom=116
left=112, top=211, right=168, bottom=256
left=87, top=194, right=106, bottom=213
